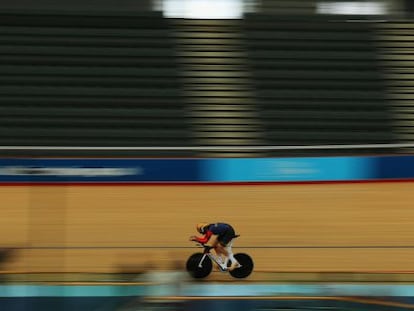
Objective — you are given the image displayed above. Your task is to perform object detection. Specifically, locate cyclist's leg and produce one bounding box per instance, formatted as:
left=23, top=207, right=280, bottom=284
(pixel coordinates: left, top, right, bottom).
left=221, top=228, right=241, bottom=270
left=205, top=234, right=220, bottom=254
left=220, top=243, right=241, bottom=271
left=218, top=229, right=239, bottom=268
left=221, top=239, right=237, bottom=267
left=216, top=241, right=228, bottom=259
left=206, top=235, right=227, bottom=266
left=220, top=240, right=232, bottom=266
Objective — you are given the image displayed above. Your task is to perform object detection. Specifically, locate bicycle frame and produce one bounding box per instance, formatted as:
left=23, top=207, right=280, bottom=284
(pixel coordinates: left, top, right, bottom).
left=198, top=251, right=227, bottom=271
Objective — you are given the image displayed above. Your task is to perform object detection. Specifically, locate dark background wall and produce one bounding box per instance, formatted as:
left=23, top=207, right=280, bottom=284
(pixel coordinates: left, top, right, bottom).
left=0, top=0, right=152, bottom=11
left=0, top=7, right=413, bottom=157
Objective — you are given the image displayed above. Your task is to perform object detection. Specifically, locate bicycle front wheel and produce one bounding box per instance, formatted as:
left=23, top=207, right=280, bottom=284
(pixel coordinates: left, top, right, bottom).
left=186, top=252, right=212, bottom=279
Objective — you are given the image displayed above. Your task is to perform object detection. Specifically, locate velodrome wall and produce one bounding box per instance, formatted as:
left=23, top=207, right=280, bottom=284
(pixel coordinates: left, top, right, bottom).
left=0, top=155, right=413, bottom=273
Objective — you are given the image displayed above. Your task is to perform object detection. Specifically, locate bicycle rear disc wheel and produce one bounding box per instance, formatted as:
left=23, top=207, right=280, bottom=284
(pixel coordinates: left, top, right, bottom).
left=186, top=253, right=212, bottom=279
left=229, top=253, right=254, bottom=279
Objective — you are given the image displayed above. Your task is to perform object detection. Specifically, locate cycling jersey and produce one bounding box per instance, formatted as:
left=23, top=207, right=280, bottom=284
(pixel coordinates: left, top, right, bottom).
left=194, top=223, right=236, bottom=246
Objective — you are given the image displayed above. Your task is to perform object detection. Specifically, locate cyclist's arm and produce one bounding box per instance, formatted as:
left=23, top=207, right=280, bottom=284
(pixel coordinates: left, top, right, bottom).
left=194, top=231, right=213, bottom=244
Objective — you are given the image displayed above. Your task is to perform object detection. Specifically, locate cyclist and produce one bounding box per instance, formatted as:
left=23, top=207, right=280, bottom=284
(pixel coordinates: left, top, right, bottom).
left=189, top=222, right=241, bottom=271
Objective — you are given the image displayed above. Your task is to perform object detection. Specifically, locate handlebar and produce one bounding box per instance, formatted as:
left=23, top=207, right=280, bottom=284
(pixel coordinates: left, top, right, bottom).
left=194, top=242, right=206, bottom=248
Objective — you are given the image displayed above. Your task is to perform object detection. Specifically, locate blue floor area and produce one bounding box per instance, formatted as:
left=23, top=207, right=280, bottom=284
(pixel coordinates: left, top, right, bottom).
left=1, top=284, right=414, bottom=310
left=2, top=283, right=414, bottom=297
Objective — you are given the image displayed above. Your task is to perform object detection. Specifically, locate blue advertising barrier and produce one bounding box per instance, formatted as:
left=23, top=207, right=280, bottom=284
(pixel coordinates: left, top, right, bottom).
left=202, top=157, right=374, bottom=182
left=374, top=156, right=414, bottom=179
left=0, top=155, right=413, bottom=183
left=0, top=158, right=200, bottom=183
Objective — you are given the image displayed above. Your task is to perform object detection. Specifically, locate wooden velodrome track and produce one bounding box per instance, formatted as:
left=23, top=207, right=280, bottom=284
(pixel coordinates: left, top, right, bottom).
left=1, top=182, right=414, bottom=273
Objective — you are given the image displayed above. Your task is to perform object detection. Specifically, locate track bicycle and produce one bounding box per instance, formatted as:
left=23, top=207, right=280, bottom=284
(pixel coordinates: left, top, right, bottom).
left=186, top=236, right=254, bottom=279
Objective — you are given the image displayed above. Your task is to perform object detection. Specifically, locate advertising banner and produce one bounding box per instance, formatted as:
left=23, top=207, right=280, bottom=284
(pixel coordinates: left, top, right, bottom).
left=0, top=158, right=200, bottom=183
left=373, top=155, right=414, bottom=180
left=0, top=155, right=413, bottom=184
left=202, top=157, right=374, bottom=182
